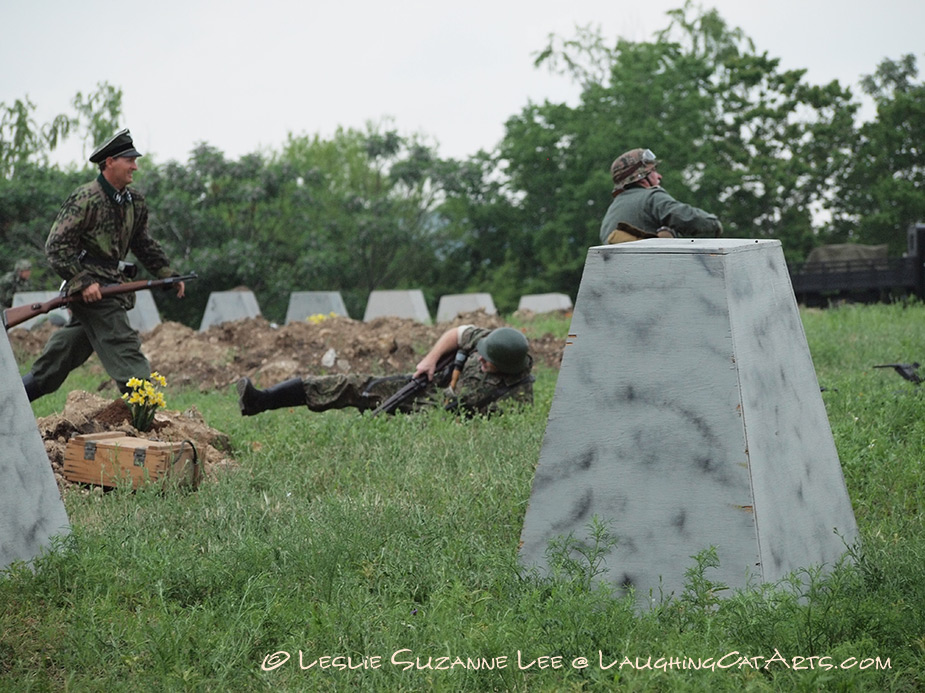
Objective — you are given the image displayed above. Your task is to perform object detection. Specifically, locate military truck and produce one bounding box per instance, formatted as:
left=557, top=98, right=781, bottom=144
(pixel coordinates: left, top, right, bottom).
left=788, top=223, right=925, bottom=306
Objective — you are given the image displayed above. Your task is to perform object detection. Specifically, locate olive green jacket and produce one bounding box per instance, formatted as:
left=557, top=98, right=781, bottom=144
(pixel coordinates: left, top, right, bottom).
left=600, top=186, right=722, bottom=243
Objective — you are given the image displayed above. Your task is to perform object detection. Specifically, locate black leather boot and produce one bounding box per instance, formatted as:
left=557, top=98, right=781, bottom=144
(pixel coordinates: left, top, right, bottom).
left=237, top=377, right=306, bottom=416
left=22, top=373, right=44, bottom=402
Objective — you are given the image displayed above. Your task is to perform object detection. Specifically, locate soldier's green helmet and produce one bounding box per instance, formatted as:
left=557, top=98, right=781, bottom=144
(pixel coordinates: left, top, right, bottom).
left=14, top=259, right=31, bottom=272
left=610, top=148, right=657, bottom=196
left=476, top=327, right=529, bottom=374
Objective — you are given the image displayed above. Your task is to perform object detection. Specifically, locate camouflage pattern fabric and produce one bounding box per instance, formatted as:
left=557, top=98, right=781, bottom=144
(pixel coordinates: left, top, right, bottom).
left=609, top=148, right=657, bottom=193
left=45, top=177, right=176, bottom=307
left=600, top=186, right=722, bottom=243
left=0, top=270, right=30, bottom=308
left=27, top=174, right=178, bottom=397
left=301, top=326, right=534, bottom=416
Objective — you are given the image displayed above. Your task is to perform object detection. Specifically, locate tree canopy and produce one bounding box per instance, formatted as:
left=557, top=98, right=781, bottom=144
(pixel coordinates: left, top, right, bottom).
left=1, top=6, right=923, bottom=326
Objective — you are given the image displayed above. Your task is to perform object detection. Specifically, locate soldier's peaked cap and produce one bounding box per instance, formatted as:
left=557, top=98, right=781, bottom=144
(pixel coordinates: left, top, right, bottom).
left=89, top=128, right=143, bottom=163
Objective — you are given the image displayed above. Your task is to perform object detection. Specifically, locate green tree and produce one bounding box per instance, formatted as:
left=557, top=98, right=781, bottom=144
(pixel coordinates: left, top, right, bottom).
left=0, top=98, right=72, bottom=178
left=273, top=124, right=447, bottom=317
left=474, top=0, right=858, bottom=293
left=0, top=83, right=125, bottom=282
left=71, top=82, right=124, bottom=160
left=832, top=54, right=925, bottom=253
left=137, top=123, right=451, bottom=323
left=0, top=82, right=123, bottom=179
left=430, top=152, right=534, bottom=311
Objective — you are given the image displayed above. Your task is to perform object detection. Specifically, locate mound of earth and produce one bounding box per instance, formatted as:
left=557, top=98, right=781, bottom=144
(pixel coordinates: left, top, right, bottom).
left=38, top=390, right=237, bottom=492
left=10, top=309, right=566, bottom=393
left=145, top=309, right=565, bottom=392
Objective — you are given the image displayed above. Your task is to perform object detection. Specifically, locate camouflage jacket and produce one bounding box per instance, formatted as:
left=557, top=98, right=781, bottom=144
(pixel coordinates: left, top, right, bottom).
left=0, top=271, right=30, bottom=308
left=600, top=185, right=722, bottom=242
left=45, top=176, right=176, bottom=307
left=440, top=326, right=534, bottom=416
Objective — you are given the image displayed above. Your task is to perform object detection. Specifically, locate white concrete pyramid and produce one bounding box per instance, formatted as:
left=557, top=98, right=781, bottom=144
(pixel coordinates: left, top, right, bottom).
left=519, top=239, right=858, bottom=606
left=0, top=329, right=70, bottom=571
left=199, top=290, right=262, bottom=332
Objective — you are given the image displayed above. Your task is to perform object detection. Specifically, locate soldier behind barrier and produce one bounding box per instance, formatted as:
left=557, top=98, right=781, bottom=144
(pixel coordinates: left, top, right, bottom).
left=237, top=325, right=534, bottom=418
left=0, top=259, right=32, bottom=308
left=21, top=129, right=187, bottom=402
left=600, top=148, right=723, bottom=244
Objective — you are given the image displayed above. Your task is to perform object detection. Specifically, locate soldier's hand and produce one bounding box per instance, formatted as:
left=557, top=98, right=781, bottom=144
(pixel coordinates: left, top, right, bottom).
left=82, top=282, right=102, bottom=303
left=414, top=356, right=437, bottom=381
left=175, top=281, right=186, bottom=299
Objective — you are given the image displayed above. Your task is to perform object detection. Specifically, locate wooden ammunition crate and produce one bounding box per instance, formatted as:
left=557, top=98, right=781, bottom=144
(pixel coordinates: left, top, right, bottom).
left=63, top=432, right=201, bottom=489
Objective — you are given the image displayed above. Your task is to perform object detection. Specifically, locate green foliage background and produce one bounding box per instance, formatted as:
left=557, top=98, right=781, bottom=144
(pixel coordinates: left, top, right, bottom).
left=2, top=3, right=924, bottom=326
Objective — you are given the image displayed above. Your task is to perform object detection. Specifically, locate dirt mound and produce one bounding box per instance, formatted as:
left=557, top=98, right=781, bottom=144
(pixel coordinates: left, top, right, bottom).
left=38, top=390, right=237, bottom=492
left=9, top=310, right=566, bottom=392
left=133, top=309, right=564, bottom=391
left=7, top=321, right=58, bottom=362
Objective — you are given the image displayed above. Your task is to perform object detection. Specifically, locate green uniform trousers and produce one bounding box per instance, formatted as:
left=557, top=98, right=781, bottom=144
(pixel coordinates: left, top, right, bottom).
left=29, top=297, right=150, bottom=395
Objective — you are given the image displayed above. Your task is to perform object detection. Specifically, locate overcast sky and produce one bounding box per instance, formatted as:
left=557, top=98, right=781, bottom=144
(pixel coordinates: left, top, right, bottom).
left=2, top=0, right=923, bottom=167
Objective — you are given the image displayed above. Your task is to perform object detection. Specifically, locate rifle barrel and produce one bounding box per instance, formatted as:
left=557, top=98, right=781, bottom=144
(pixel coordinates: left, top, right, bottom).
left=369, top=351, right=456, bottom=417
left=3, top=272, right=198, bottom=331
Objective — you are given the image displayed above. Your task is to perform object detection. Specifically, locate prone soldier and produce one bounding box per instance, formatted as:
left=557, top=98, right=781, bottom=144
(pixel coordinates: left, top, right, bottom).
left=237, top=325, right=534, bottom=418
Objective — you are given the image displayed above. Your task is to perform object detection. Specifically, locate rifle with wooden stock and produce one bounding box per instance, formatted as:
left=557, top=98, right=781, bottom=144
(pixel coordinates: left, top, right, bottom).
left=2, top=273, right=197, bottom=330
left=369, top=350, right=460, bottom=417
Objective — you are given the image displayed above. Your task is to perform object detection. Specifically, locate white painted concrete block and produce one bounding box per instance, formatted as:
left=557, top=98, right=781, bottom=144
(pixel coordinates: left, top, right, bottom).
left=436, top=293, right=497, bottom=323
left=285, top=292, right=349, bottom=324
left=199, top=290, right=262, bottom=332
left=0, top=329, right=70, bottom=570
left=363, top=290, right=431, bottom=323
left=128, top=290, right=162, bottom=333
left=519, top=239, right=858, bottom=606
left=517, top=293, right=573, bottom=313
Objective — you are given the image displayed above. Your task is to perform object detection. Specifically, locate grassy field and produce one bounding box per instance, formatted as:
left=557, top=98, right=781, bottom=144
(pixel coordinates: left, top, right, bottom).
left=2, top=304, right=924, bottom=692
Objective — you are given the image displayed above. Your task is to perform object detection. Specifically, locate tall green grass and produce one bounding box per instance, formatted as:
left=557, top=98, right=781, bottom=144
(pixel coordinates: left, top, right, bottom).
left=2, top=304, right=924, bottom=691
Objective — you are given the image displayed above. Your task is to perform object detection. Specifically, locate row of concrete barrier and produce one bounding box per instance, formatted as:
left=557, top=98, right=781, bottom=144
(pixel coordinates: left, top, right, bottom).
left=10, top=289, right=573, bottom=333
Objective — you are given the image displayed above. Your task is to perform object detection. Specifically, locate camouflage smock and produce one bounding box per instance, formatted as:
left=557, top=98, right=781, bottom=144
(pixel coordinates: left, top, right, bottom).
left=45, top=176, right=176, bottom=308
left=600, top=185, right=722, bottom=243
left=447, top=325, right=534, bottom=415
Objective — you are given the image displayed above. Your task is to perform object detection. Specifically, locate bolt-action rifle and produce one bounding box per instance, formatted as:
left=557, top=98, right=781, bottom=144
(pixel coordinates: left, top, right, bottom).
left=369, top=350, right=462, bottom=417
left=2, top=273, right=197, bottom=330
